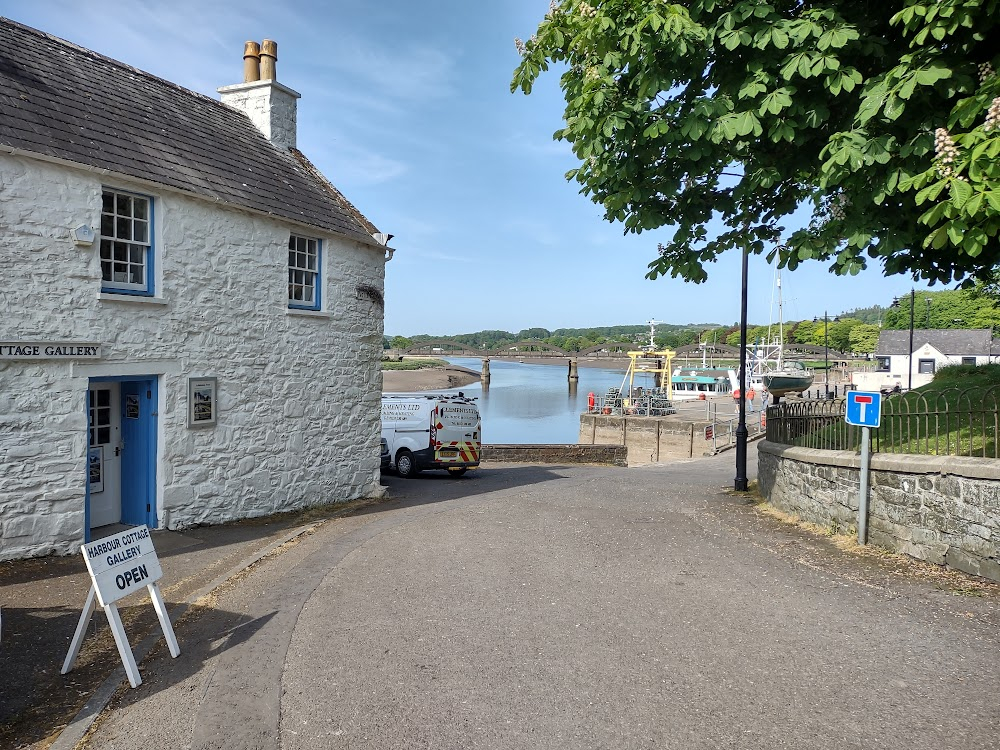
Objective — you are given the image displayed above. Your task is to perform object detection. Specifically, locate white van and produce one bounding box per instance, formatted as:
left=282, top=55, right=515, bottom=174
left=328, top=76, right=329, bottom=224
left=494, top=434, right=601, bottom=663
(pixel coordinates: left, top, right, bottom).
left=381, top=394, right=481, bottom=478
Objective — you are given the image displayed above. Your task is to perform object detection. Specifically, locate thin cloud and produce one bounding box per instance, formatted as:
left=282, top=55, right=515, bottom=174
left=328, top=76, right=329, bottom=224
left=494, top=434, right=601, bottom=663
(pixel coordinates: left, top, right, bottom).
left=503, top=131, right=572, bottom=158
left=503, top=218, right=562, bottom=247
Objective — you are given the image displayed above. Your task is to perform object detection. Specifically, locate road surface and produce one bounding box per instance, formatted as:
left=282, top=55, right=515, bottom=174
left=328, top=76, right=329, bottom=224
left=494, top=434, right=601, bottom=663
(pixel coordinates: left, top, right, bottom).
left=81, top=451, right=1000, bottom=749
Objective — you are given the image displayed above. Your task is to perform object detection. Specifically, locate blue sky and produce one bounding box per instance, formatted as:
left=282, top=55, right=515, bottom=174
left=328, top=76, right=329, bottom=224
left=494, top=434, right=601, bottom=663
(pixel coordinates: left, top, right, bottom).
left=9, top=0, right=932, bottom=335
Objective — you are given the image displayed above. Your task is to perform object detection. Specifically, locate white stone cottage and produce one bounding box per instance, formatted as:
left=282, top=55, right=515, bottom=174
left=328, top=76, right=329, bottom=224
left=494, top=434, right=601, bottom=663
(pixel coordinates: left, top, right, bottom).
left=853, top=329, right=997, bottom=392
left=0, top=21, right=392, bottom=560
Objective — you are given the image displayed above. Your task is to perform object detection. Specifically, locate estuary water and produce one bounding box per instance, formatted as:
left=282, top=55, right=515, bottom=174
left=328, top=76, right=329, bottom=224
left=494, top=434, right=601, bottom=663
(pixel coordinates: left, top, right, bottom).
left=441, top=357, right=664, bottom=445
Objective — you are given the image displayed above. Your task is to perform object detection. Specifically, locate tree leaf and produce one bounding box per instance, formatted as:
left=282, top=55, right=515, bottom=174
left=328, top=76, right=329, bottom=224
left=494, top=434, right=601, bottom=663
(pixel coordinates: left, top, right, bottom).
left=950, top=179, right=973, bottom=209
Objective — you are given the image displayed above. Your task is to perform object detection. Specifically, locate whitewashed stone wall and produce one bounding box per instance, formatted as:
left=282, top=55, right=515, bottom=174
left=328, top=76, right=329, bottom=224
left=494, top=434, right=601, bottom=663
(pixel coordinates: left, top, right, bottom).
left=0, top=153, right=385, bottom=560
left=757, top=441, right=1000, bottom=582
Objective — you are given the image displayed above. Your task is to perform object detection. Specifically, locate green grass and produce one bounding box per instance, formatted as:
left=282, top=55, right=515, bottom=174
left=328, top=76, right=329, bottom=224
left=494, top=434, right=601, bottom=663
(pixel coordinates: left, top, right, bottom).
left=781, top=364, right=1000, bottom=457
left=877, top=364, right=1000, bottom=457
left=380, top=358, right=450, bottom=371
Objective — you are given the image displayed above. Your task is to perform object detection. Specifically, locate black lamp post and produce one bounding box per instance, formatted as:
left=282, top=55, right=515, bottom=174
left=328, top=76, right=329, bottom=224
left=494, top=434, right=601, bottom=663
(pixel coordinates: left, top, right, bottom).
left=892, top=290, right=915, bottom=391
left=734, top=242, right=750, bottom=492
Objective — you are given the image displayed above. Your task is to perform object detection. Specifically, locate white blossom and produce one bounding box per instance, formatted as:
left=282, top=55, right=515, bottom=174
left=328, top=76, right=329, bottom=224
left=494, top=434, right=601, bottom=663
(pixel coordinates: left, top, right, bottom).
left=933, top=127, right=966, bottom=180
left=985, top=97, right=1000, bottom=132
left=979, top=62, right=995, bottom=84
left=514, top=37, right=527, bottom=56
left=579, top=2, right=597, bottom=18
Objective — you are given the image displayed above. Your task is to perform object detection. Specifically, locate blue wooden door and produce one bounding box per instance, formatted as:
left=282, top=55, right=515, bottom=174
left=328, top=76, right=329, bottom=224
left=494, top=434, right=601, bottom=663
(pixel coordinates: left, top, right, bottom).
left=120, top=379, right=157, bottom=527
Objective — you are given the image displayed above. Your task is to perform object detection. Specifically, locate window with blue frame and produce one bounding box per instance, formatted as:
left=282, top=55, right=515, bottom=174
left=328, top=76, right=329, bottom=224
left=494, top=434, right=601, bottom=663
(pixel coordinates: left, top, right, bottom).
left=100, top=189, right=154, bottom=295
left=288, top=234, right=321, bottom=310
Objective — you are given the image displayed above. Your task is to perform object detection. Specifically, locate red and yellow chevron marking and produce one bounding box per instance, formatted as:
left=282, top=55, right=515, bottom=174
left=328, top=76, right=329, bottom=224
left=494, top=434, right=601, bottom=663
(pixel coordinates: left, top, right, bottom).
left=435, top=440, right=480, bottom=463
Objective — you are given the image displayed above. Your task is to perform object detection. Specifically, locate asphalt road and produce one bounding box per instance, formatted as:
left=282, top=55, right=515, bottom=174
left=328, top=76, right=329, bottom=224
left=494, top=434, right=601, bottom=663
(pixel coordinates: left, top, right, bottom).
left=80, top=450, right=1000, bottom=749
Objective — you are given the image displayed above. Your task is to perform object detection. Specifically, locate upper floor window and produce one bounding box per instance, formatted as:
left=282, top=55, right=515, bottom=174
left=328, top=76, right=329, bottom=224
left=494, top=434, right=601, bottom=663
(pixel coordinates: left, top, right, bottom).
left=100, top=189, right=153, bottom=295
left=962, top=356, right=977, bottom=366
left=288, top=235, right=321, bottom=310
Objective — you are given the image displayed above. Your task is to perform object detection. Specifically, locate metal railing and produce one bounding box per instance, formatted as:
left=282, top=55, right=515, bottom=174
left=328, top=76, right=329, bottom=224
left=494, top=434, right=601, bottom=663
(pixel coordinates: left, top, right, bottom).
left=765, top=387, right=1000, bottom=458
left=586, top=390, right=767, bottom=453
left=705, top=410, right=767, bottom=453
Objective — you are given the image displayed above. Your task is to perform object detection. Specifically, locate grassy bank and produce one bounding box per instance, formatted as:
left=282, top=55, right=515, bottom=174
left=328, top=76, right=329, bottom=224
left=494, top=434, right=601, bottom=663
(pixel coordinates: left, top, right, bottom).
left=381, top=358, right=450, bottom=371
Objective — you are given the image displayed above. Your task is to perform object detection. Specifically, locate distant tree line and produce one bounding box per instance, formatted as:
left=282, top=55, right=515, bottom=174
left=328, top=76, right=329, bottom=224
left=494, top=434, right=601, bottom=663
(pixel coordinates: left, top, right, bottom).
left=386, top=288, right=1000, bottom=356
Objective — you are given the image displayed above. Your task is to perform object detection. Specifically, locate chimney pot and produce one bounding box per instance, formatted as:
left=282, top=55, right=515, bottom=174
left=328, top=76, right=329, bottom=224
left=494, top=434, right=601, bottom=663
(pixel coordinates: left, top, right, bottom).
left=243, top=41, right=261, bottom=83
left=260, top=39, right=277, bottom=81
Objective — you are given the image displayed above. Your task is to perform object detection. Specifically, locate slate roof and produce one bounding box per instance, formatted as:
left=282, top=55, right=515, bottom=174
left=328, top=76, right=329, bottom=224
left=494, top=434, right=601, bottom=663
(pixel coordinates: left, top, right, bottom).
left=875, top=329, right=994, bottom=356
left=0, top=18, right=378, bottom=244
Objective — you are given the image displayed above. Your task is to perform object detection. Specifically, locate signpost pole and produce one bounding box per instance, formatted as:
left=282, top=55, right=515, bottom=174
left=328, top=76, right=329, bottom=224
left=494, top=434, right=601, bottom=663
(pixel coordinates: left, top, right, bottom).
left=845, top=392, right=881, bottom=545
left=858, top=425, right=871, bottom=545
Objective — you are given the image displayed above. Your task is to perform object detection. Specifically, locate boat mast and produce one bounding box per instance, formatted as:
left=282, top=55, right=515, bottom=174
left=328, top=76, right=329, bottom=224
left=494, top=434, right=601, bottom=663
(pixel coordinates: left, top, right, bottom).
left=776, top=273, right=784, bottom=368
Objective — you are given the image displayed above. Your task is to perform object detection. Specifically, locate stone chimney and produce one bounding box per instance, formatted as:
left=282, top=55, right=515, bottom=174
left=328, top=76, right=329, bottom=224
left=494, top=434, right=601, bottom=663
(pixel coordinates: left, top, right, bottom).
left=218, top=39, right=301, bottom=150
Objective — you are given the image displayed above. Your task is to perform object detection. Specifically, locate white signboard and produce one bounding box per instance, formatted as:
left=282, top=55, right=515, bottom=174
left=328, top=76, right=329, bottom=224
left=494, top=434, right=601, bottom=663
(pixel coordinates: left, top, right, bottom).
left=82, top=526, right=163, bottom=606
left=63, top=525, right=179, bottom=688
left=0, top=342, right=102, bottom=360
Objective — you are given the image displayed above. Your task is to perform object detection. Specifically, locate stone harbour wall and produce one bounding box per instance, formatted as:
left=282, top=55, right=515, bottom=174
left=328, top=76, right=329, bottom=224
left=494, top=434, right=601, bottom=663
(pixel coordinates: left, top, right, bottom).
left=757, top=441, right=1000, bottom=582
left=579, top=414, right=714, bottom=463
left=482, top=444, right=628, bottom=467
left=0, top=154, right=386, bottom=560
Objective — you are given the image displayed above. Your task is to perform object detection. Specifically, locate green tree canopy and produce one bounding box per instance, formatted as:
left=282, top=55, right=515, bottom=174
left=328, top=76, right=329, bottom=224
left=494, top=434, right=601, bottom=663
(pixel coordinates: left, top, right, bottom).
left=513, top=0, right=1000, bottom=287
left=849, top=323, right=881, bottom=353
left=389, top=335, right=413, bottom=349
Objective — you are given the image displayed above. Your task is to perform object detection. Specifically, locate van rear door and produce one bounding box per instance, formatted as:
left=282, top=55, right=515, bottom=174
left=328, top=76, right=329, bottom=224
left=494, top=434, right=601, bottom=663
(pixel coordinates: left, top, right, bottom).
left=433, top=401, right=481, bottom=467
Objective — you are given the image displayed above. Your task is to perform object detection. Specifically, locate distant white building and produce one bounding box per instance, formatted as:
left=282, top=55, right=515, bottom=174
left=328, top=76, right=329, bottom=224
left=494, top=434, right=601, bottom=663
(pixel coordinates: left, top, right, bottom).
left=1, top=21, right=392, bottom=559
left=853, top=329, right=997, bottom=392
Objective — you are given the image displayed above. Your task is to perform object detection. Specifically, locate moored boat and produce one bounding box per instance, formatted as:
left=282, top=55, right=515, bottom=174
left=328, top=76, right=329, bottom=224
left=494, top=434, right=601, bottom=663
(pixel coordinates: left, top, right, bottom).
left=762, top=360, right=814, bottom=400
left=671, top=368, right=734, bottom=400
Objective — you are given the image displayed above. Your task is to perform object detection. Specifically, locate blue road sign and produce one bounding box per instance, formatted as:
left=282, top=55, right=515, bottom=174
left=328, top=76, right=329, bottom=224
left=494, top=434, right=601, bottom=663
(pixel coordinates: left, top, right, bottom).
left=845, top=391, right=882, bottom=428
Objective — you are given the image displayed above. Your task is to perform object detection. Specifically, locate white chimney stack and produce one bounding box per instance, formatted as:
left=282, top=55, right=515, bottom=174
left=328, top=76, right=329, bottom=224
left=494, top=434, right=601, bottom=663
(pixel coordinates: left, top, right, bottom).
left=218, top=39, right=300, bottom=150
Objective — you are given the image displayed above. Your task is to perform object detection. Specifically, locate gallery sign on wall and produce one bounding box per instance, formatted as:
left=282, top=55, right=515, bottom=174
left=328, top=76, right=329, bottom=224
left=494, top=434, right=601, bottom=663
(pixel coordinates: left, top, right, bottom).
left=0, top=342, right=102, bottom=359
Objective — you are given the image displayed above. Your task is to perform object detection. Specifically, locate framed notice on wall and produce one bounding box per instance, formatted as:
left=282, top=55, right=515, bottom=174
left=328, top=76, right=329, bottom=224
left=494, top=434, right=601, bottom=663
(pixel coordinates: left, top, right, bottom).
left=188, top=377, right=217, bottom=427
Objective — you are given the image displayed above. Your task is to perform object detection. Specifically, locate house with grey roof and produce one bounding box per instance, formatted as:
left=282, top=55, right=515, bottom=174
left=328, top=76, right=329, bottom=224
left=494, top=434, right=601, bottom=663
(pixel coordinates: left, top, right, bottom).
left=853, top=328, right=996, bottom=392
left=0, top=19, right=393, bottom=559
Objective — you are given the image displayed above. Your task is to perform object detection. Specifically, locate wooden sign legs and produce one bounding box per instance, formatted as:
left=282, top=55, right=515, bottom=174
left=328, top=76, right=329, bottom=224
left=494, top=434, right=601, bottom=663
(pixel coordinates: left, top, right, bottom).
left=62, top=582, right=180, bottom=688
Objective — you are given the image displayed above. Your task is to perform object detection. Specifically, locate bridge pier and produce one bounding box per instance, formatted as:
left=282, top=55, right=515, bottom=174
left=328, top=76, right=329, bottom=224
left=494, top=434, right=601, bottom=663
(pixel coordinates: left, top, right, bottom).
left=481, top=358, right=490, bottom=384
left=568, top=358, right=579, bottom=381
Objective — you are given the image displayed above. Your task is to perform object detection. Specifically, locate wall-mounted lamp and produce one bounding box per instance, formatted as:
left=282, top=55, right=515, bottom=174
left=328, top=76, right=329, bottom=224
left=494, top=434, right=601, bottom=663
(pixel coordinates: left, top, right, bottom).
left=73, top=224, right=96, bottom=246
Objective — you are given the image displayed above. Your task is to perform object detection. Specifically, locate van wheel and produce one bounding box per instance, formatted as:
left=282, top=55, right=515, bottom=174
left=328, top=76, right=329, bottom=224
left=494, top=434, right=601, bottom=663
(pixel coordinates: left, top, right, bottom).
left=396, top=450, right=419, bottom=478
left=447, top=467, right=468, bottom=477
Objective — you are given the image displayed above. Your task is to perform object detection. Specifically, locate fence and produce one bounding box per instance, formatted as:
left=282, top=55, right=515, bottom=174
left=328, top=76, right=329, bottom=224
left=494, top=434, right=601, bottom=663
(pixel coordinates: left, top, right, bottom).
left=705, top=410, right=767, bottom=453
left=765, top=387, right=1000, bottom=458
left=588, top=389, right=766, bottom=454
